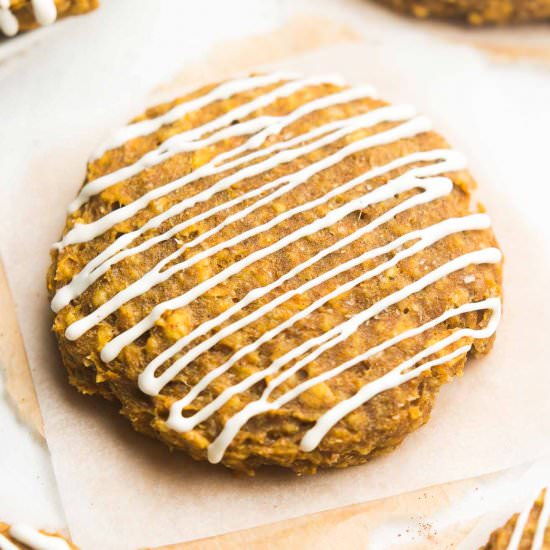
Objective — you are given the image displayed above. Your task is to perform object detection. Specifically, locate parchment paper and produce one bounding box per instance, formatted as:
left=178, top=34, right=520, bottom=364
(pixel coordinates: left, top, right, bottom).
left=2, top=18, right=550, bottom=550
left=0, top=260, right=44, bottom=436
left=166, top=459, right=550, bottom=550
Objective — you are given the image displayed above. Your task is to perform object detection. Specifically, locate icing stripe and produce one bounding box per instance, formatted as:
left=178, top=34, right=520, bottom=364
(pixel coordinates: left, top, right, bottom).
left=50, top=86, right=383, bottom=311
left=7, top=525, right=70, bottom=550
left=163, top=207, right=471, bottom=419
left=139, top=156, right=466, bottom=397
left=0, top=533, right=19, bottom=550
left=70, top=74, right=348, bottom=213
left=531, top=488, right=550, bottom=550
left=93, top=114, right=431, bottom=360
left=153, top=213, right=488, bottom=407
left=64, top=111, right=427, bottom=345
left=60, top=77, right=373, bottom=245
left=506, top=491, right=540, bottom=550
left=168, top=247, right=500, bottom=443
left=506, top=488, right=550, bottom=550
left=298, top=298, right=499, bottom=453
left=64, top=83, right=375, bottom=217
left=31, top=0, right=56, bottom=25
left=91, top=72, right=302, bottom=160
left=206, top=264, right=500, bottom=462
left=0, top=4, right=18, bottom=37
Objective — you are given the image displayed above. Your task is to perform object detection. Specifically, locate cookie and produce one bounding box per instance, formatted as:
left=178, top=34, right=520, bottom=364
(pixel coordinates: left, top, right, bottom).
left=481, top=488, right=550, bottom=549
left=48, top=73, right=503, bottom=474
left=0, top=0, right=98, bottom=37
left=375, top=0, right=550, bottom=24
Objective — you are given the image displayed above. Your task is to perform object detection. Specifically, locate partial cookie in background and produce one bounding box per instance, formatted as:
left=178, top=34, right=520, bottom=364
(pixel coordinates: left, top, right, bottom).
left=0, top=522, right=78, bottom=549
left=374, top=0, right=550, bottom=24
left=481, top=488, right=550, bottom=549
left=0, top=0, right=98, bottom=37
left=48, top=73, right=502, bottom=474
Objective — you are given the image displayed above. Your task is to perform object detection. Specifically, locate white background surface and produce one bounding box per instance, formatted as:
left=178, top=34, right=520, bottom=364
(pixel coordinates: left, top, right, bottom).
left=0, top=0, right=549, bottom=546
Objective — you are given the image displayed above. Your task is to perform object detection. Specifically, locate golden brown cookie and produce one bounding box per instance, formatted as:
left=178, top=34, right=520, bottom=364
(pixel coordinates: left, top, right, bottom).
left=48, top=73, right=502, bottom=474
left=0, top=0, right=98, bottom=37
left=374, top=0, right=550, bottom=24
left=481, top=488, right=550, bottom=549
left=0, top=522, right=78, bottom=549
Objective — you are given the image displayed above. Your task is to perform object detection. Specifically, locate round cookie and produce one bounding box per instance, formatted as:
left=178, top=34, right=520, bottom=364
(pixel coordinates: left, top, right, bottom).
left=481, top=488, right=550, bottom=549
left=48, top=73, right=502, bottom=474
left=0, top=0, right=98, bottom=37
left=374, top=0, right=550, bottom=24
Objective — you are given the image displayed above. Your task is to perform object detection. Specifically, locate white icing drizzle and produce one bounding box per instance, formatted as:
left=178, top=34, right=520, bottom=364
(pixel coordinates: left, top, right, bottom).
left=0, top=533, right=19, bottom=550
left=506, top=493, right=535, bottom=550
left=91, top=72, right=302, bottom=160
left=52, top=73, right=502, bottom=462
left=140, top=156, right=465, bottom=397
left=0, top=0, right=18, bottom=37
left=205, top=252, right=500, bottom=463
left=0, top=0, right=56, bottom=37
left=59, top=76, right=355, bottom=241
left=51, top=84, right=379, bottom=311
left=531, top=488, right=550, bottom=550
left=297, top=292, right=499, bottom=453
left=69, top=73, right=349, bottom=213
left=506, top=488, right=550, bottom=550
left=7, top=525, right=70, bottom=550
left=65, top=112, right=428, bottom=348
left=158, top=214, right=492, bottom=420
left=31, top=0, right=56, bottom=25
left=165, top=227, right=497, bottom=440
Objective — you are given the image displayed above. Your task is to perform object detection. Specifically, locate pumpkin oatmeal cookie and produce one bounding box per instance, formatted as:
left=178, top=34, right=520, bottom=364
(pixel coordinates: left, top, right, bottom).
left=48, top=73, right=502, bottom=474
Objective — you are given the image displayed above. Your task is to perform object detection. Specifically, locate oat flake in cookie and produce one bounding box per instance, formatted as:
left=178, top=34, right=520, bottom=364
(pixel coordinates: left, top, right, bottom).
left=47, top=73, right=503, bottom=474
